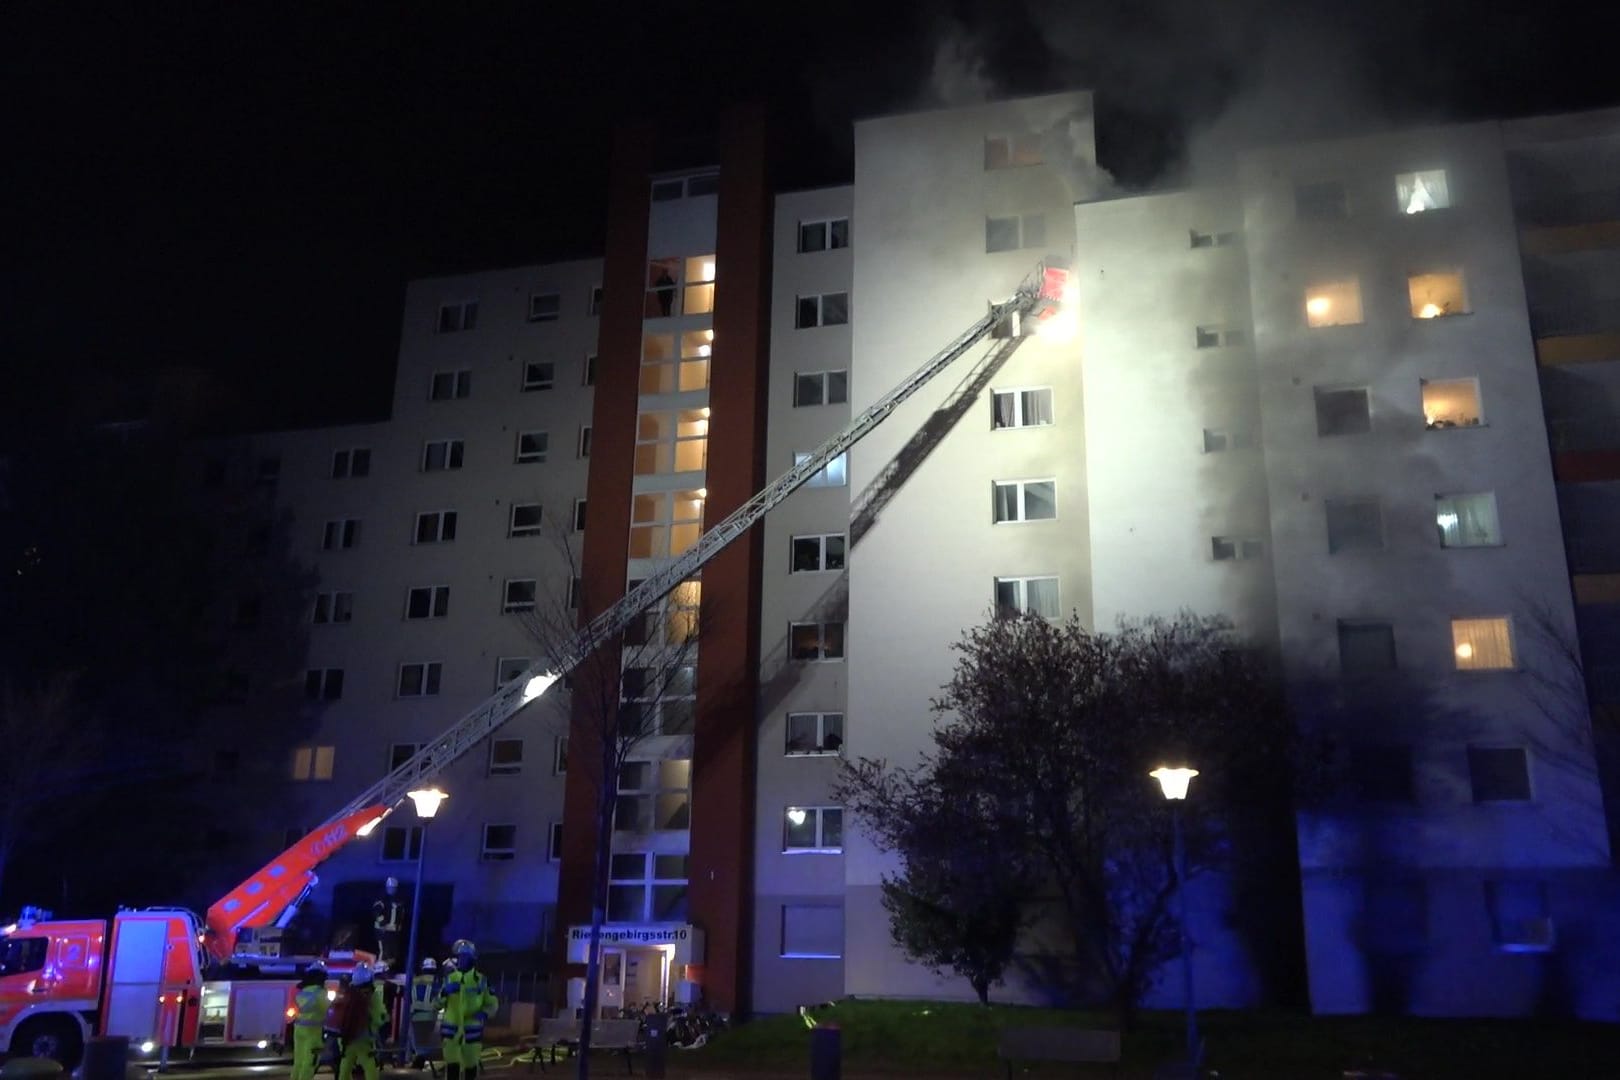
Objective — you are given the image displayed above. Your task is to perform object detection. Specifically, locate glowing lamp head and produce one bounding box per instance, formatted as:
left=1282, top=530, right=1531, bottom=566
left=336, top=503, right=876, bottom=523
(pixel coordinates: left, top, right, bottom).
left=701, top=261, right=715, bottom=280
left=1150, top=766, right=1199, bottom=801
left=1455, top=642, right=1475, bottom=661
left=697, top=344, right=712, bottom=357
left=1419, top=302, right=1442, bottom=319
left=256, top=1040, right=269, bottom=1050
left=786, top=808, right=807, bottom=826
left=522, top=671, right=560, bottom=703
left=140, top=1042, right=156, bottom=1055
left=1306, top=296, right=1332, bottom=317
left=406, top=787, right=448, bottom=820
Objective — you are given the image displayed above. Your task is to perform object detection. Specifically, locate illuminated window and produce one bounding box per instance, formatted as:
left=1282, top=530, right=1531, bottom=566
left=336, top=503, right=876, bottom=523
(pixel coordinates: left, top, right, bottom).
left=1195, top=324, right=1246, bottom=348
left=799, top=218, right=850, bottom=253
left=613, top=759, right=692, bottom=836
left=791, top=533, right=845, bottom=573
left=683, top=255, right=716, bottom=315
left=522, top=361, right=555, bottom=392
left=331, top=447, right=370, bottom=478
left=790, top=622, right=845, bottom=662
left=312, top=591, right=353, bottom=625
left=422, top=438, right=464, bottom=471
left=397, top=662, right=442, bottom=698
left=509, top=503, right=543, bottom=538
left=495, top=657, right=531, bottom=689
left=480, top=824, right=517, bottom=861
left=607, top=848, right=690, bottom=922
left=639, top=332, right=712, bottom=394
left=430, top=369, right=471, bottom=400
left=993, top=479, right=1057, bottom=523
left=643, top=254, right=715, bottom=317
left=291, top=745, right=335, bottom=780
left=984, top=134, right=1042, bottom=169
left=1408, top=271, right=1469, bottom=319
left=381, top=826, right=422, bottom=862
left=796, top=293, right=849, bottom=328
left=634, top=409, right=709, bottom=475
left=794, top=370, right=848, bottom=407
left=405, top=585, right=450, bottom=620
left=783, top=807, right=843, bottom=852
left=1395, top=170, right=1450, bottom=215
left=1436, top=493, right=1500, bottom=548
left=795, top=451, right=847, bottom=488
left=629, top=490, right=705, bottom=559
left=786, top=713, right=844, bottom=756
left=573, top=499, right=587, bottom=533
left=623, top=579, right=700, bottom=650
left=437, top=301, right=477, bottom=333
left=322, top=519, right=360, bottom=550
left=502, top=579, right=537, bottom=614
left=781, top=904, right=843, bottom=959
left=1305, top=279, right=1364, bottom=327
left=528, top=292, right=560, bottom=323
left=414, top=510, right=457, bottom=544
left=1452, top=617, right=1514, bottom=670
left=303, top=668, right=344, bottom=701
left=1349, top=744, right=1415, bottom=803
left=1295, top=179, right=1348, bottom=220
left=1211, top=537, right=1264, bottom=561
left=992, top=387, right=1054, bottom=429
left=1470, top=748, right=1531, bottom=803
left=1422, top=377, right=1483, bottom=429
left=995, top=576, right=1060, bottom=618
left=1325, top=498, right=1384, bottom=553
left=1339, top=621, right=1396, bottom=676
left=1315, top=387, right=1371, bottom=437
left=516, top=430, right=548, bottom=464
left=1202, top=428, right=1253, bottom=453
left=986, top=214, right=1046, bottom=253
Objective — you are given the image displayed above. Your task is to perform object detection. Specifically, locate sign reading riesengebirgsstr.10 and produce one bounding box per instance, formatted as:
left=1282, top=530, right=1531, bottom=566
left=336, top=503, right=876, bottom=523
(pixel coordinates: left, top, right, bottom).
left=565, top=924, right=705, bottom=964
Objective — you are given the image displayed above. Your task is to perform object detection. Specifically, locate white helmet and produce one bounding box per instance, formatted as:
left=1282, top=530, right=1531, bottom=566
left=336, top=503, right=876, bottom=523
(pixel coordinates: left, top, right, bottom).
left=421, top=958, right=437, bottom=973
left=352, top=961, right=374, bottom=986
left=385, top=877, right=399, bottom=890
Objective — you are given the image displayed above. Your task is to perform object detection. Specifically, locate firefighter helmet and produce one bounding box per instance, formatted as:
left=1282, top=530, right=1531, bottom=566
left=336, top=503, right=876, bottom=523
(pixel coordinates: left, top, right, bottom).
left=452, top=939, right=477, bottom=969
left=385, top=876, right=399, bottom=890
left=352, top=960, right=374, bottom=985
left=420, top=957, right=437, bottom=973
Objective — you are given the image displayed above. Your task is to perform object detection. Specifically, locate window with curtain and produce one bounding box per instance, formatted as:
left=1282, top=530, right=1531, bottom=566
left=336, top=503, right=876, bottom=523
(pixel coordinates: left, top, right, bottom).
left=1452, top=617, right=1514, bottom=670
left=1436, top=493, right=1501, bottom=548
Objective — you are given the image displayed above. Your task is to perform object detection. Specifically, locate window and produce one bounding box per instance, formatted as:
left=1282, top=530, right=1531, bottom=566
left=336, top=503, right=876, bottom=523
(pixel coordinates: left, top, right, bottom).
left=430, top=369, right=472, bottom=400
left=553, top=735, right=569, bottom=775
left=798, top=218, right=850, bottom=253
left=628, top=489, right=705, bottom=559
left=1305, top=279, right=1364, bottom=327
left=995, top=576, right=1060, bottom=618
left=577, top=426, right=592, bottom=459
left=437, top=301, right=478, bottom=333
left=582, top=354, right=597, bottom=386
left=548, top=821, right=563, bottom=861
left=786, top=712, right=844, bottom=755
left=322, top=519, right=359, bottom=551
left=512, top=430, right=549, bottom=464
left=992, top=387, right=1054, bottom=429
left=796, top=293, right=849, bottom=328
left=1396, top=169, right=1450, bottom=215
left=406, top=585, right=450, bottom=620
left=397, top=661, right=443, bottom=698
left=794, top=370, right=849, bottom=407
left=573, top=498, right=587, bottom=533
left=623, top=580, right=700, bottom=649
left=495, top=656, right=532, bottom=688
left=644, top=254, right=715, bottom=317
left=1195, top=324, right=1246, bottom=348
left=1295, top=179, right=1348, bottom=220
left=984, top=133, right=1042, bottom=169
left=414, top=510, right=457, bottom=544
left=568, top=577, right=581, bottom=609
left=382, top=825, right=423, bottom=862
left=291, top=745, right=335, bottom=780
left=1408, top=271, right=1469, bottom=319
left=1470, top=747, right=1532, bottom=803
left=489, top=738, right=524, bottom=776
left=791, top=533, right=846, bottom=573
left=649, top=171, right=717, bottom=200
left=522, top=361, right=555, bottom=392
left=1436, top=493, right=1501, bottom=548
left=1486, top=880, right=1553, bottom=952
left=1339, top=621, right=1396, bottom=676
left=509, top=503, right=543, bottom=538
left=607, top=848, right=690, bottom=922
left=331, top=448, right=371, bottom=478
left=588, top=286, right=603, bottom=316
left=503, top=579, right=537, bottom=614
left=0, top=937, right=48, bottom=978
left=312, top=591, right=353, bottom=625
left=1325, top=498, right=1385, bottom=553
left=481, top=824, right=518, bottom=861
left=784, top=807, right=843, bottom=852
left=1453, top=617, right=1514, bottom=671
left=1211, top=537, right=1264, bottom=561
left=993, top=479, right=1057, bottom=523
left=388, top=743, right=420, bottom=771
left=613, top=759, right=692, bottom=835
left=640, top=331, right=712, bottom=394
left=1349, top=744, right=1415, bottom=803
left=790, top=622, right=845, bottom=662
left=1315, top=387, right=1372, bottom=437
left=635, top=409, right=709, bottom=475
left=304, top=668, right=344, bottom=700
left=528, top=292, right=560, bottom=323
left=1189, top=229, right=1240, bottom=248
left=1202, top=428, right=1253, bottom=453
left=985, top=214, right=1046, bottom=253
left=781, top=904, right=843, bottom=959
left=422, top=439, right=465, bottom=471
left=1422, top=378, right=1483, bottom=429
left=795, top=451, right=848, bottom=489
left=621, top=661, right=697, bottom=736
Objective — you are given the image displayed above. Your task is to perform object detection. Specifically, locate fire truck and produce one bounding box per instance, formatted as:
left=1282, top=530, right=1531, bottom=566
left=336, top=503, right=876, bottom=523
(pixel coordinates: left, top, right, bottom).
left=0, top=263, right=1074, bottom=1068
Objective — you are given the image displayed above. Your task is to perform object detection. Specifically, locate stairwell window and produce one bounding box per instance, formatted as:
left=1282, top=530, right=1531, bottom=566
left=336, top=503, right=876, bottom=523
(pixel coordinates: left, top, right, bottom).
left=795, top=451, right=847, bottom=488
left=995, top=576, right=1060, bottom=618
left=635, top=409, right=709, bottom=475
left=993, top=479, right=1057, bottom=523
left=322, top=519, right=360, bottom=551
left=643, top=254, right=715, bottom=318
left=1436, top=493, right=1501, bottom=548
left=291, top=745, right=335, bottom=780
left=516, top=431, right=549, bottom=464
left=503, top=579, right=537, bottom=614
left=1453, top=617, right=1514, bottom=671
left=430, top=369, right=472, bottom=400
left=331, top=448, right=371, bottom=478
left=397, top=662, right=443, bottom=698
left=422, top=439, right=465, bottom=472
left=1422, top=378, right=1483, bottom=429
left=796, top=293, right=849, bottom=328
left=304, top=669, right=344, bottom=701
left=414, top=510, right=457, bottom=544
left=437, top=301, right=478, bottom=333
left=794, top=370, right=848, bottom=407
left=986, top=214, right=1046, bottom=253
left=1396, top=170, right=1450, bottom=215
left=799, top=218, right=850, bottom=253
left=405, top=585, right=450, bottom=620
left=641, top=332, right=712, bottom=394
left=992, top=388, right=1054, bottom=429
left=786, top=712, right=844, bottom=755
left=528, top=292, right=561, bottom=323
left=509, top=503, right=543, bottom=538
left=608, top=850, right=690, bottom=922
left=381, top=826, right=423, bottom=862
left=522, top=361, right=555, bottom=392
left=629, top=489, right=705, bottom=559
left=613, top=759, right=692, bottom=836
left=790, top=622, right=845, bottom=662
left=312, top=591, right=353, bottom=625
left=791, top=533, right=846, bottom=573
left=784, top=807, right=843, bottom=853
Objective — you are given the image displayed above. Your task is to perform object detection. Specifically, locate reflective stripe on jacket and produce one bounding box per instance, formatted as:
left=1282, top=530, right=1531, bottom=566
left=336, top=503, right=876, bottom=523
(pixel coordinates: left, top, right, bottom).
left=293, top=986, right=326, bottom=1027
left=438, top=968, right=497, bottom=1041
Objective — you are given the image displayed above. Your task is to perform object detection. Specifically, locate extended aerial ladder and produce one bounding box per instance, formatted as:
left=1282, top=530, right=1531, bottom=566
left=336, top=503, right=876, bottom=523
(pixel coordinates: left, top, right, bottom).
left=204, top=260, right=1075, bottom=962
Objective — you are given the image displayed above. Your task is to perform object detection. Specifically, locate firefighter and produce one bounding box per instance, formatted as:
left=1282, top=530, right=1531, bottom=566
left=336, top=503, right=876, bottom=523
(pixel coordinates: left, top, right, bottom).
left=372, top=877, right=406, bottom=967
left=409, top=957, right=440, bottom=1067
left=438, top=940, right=497, bottom=1080
left=335, top=960, right=388, bottom=1080
left=290, top=963, right=327, bottom=1080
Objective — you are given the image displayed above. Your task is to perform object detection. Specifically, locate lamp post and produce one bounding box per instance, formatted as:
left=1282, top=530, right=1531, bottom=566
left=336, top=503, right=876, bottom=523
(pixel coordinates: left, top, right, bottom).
left=401, top=787, right=448, bottom=1064
left=1150, top=766, right=1200, bottom=1068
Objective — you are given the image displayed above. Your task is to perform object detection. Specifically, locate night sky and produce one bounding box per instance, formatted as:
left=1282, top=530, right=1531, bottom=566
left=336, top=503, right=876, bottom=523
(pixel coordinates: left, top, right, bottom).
left=12, top=1, right=1620, bottom=435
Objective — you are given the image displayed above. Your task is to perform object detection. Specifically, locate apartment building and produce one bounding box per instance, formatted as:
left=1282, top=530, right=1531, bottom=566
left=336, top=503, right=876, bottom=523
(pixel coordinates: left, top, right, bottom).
left=215, top=93, right=1620, bottom=1020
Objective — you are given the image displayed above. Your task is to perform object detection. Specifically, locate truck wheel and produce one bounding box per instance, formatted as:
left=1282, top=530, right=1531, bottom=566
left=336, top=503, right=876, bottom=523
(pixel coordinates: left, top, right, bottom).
left=11, top=1016, right=84, bottom=1070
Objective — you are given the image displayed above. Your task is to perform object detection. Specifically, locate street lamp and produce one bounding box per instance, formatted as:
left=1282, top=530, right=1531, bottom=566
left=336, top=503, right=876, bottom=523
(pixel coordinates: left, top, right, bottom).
left=401, top=787, right=447, bottom=1064
left=1150, top=766, right=1200, bottom=1068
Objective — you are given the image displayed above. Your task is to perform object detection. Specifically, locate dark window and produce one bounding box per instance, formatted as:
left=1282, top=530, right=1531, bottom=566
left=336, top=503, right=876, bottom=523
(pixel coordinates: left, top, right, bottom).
left=0, top=938, right=47, bottom=977
left=1325, top=498, right=1385, bottom=553
left=1315, top=388, right=1372, bottom=437
left=381, top=826, right=423, bottom=861
left=1469, top=747, right=1531, bottom=802
left=1349, top=744, right=1414, bottom=803
left=1339, top=622, right=1396, bottom=675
